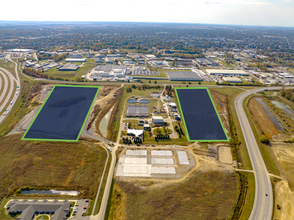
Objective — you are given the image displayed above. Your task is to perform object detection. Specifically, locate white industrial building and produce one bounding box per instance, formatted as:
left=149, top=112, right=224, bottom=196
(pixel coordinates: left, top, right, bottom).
left=90, top=65, right=129, bottom=78
left=65, top=58, right=87, bottom=62
left=127, top=129, right=144, bottom=137
left=206, top=69, right=249, bottom=76
left=222, top=77, right=242, bottom=83
left=152, top=116, right=164, bottom=124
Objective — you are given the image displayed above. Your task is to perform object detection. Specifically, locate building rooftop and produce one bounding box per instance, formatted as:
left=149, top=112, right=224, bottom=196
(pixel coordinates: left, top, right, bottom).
left=167, top=71, right=203, bottom=81
left=58, top=63, right=79, bottom=71
left=206, top=69, right=248, bottom=76
left=7, top=199, right=71, bottom=220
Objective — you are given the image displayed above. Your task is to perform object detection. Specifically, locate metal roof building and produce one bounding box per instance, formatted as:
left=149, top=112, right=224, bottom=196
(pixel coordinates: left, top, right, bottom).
left=65, top=58, right=87, bottom=62
left=126, top=105, right=149, bottom=117
left=7, top=199, right=71, bottom=220
left=222, top=76, right=243, bottom=83
left=206, top=69, right=249, bottom=76
left=58, top=63, right=79, bottom=71
left=167, top=71, right=203, bottom=81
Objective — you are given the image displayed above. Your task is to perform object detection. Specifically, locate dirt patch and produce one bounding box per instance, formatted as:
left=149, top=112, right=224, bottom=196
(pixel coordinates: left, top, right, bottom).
left=272, top=143, right=294, bottom=188
left=219, top=146, right=233, bottom=164
left=248, top=97, right=280, bottom=138
left=109, top=170, right=238, bottom=220
left=210, top=90, right=230, bottom=137
left=273, top=180, right=294, bottom=220
left=0, top=134, right=107, bottom=199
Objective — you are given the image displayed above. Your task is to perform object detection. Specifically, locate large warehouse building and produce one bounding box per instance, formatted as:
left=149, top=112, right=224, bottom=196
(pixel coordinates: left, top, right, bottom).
left=167, top=71, right=203, bottom=81
left=206, top=69, right=248, bottom=76
left=126, top=105, right=149, bottom=117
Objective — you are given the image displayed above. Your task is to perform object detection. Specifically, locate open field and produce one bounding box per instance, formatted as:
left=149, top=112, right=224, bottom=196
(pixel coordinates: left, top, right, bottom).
left=0, top=134, right=107, bottom=199
left=45, top=60, right=96, bottom=80
left=273, top=179, right=294, bottom=220
left=244, top=95, right=280, bottom=176
left=107, top=171, right=238, bottom=220
left=0, top=60, right=16, bottom=78
left=248, top=97, right=281, bottom=138
left=288, top=68, right=294, bottom=74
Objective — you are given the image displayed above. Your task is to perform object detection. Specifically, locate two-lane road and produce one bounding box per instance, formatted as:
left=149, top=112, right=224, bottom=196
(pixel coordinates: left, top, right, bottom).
left=235, top=86, right=293, bottom=220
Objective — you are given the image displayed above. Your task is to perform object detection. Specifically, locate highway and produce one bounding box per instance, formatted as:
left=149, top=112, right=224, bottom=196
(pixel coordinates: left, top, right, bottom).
left=0, top=57, right=21, bottom=125
left=235, top=86, right=293, bottom=220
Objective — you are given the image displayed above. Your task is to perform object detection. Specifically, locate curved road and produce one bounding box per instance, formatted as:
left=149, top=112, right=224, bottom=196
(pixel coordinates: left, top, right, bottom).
left=0, top=58, right=21, bottom=125
left=235, top=86, right=293, bottom=220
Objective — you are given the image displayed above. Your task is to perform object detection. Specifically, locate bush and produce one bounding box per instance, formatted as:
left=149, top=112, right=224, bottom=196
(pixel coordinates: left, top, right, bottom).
left=260, top=135, right=269, bottom=144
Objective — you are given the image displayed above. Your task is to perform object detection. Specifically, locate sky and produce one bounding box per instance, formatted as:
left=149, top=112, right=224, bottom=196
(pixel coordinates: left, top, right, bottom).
left=1, top=0, right=294, bottom=27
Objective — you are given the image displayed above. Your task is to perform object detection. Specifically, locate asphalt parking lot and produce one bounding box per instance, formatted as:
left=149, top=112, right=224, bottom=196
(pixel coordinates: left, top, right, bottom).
left=70, top=199, right=89, bottom=220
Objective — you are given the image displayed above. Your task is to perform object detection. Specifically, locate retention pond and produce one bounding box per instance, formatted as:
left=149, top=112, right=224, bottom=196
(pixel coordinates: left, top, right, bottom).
left=256, top=98, right=286, bottom=132
left=99, top=106, right=113, bottom=137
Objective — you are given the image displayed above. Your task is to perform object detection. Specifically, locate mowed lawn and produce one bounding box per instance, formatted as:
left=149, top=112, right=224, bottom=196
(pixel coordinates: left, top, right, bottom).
left=0, top=134, right=107, bottom=198
left=45, top=60, right=96, bottom=79
left=108, top=171, right=238, bottom=220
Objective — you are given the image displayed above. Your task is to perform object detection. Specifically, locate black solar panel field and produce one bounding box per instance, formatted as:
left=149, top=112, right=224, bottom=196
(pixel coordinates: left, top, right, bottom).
left=22, top=85, right=100, bottom=141
left=175, top=88, right=229, bottom=142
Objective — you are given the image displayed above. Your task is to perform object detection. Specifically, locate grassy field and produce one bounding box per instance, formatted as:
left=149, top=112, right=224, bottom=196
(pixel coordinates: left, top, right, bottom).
left=107, top=171, right=238, bottom=220
left=244, top=95, right=280, bottom=176
left=0, top=60, right=16, bottom=78
left=239, top=172, right=255, bottom=220
left=45, top=60, right=96, bottom=80
left=0, top=134, right=107, bottom=199
left=287, top=68, right=294, bottom=74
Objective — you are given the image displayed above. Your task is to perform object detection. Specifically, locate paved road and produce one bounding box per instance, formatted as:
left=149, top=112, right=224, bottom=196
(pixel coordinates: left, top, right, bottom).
left=0, top=58, right=21, bottom=125
left=235, top=86, right=293, bottom=220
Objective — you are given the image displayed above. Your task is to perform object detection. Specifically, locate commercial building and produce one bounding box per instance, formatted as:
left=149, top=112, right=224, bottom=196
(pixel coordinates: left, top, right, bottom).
left=58, top=63, right=79, bottom=71
left=167, top=71, right=203, bottom=81
left=222, top=77, right=242, bottom=83
left=152, top=116, right=164, bottom=124
left=65, top=58, right=87, bottom=62
left=6, top=199, right=71, bottom=220
left=95, top=54, right=106, bottom=59
left=70, top=53, right=83, bottom=59
left=95, top=58, right=104, bottom=63
left=194, top=58, right=219, bottom=66
left=91, top=65, right=128, bottom=78
left=206, top=69, right=248, bottom=76
left=168, top=103, right=177, bottom=108
left=127, top=129, right=144, bottom=137
left=126, top=105, right=149, bottom=117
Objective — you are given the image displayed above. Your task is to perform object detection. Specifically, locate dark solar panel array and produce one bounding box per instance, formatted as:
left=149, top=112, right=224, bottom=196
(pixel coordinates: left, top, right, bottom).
left=176, top=88, right=228, bottom=141
left=23, top=86, right=98, bottom=141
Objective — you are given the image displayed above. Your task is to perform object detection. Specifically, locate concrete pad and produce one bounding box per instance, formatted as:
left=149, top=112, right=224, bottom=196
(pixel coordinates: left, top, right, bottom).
left=126, top=150, right=147, bottom=156
left=151, top=167, right=176, bottom=174
left=151, top=158, right=174, bottom=165
left=125, top=157, right=147, bottom=164
left=177, top=151, right=189, bottom=165
left=218, top=147, right=233, bottom=164
left=151, top=150, right=172, bottom=156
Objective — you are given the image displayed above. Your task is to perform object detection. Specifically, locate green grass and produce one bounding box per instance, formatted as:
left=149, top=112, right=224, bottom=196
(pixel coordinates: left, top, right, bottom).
left=35, top=215, right=49, bottom=220
left=45, top=60, right=96, bottom=80
left=0, top=199, right=20, bottom=220
left=92, top=153, right=112, bottom=215
left=239, top=172, right=255, bottom=220
left=0, top=134, right=107, bottom=199
left=108, top=171, right=238, bottom=220
left=287, top=68, right=294, bottom=74
left=243, top=95, right=280, bottom=175
left=0, top=60, right=16, bottom=78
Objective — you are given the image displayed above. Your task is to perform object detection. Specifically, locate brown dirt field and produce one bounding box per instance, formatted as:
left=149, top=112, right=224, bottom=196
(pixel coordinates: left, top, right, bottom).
left=273, top=180, right=294, bottom=220
left=210, top=90, right=230, bottom=136
left=248, top=97, right=280, bottom=138
left=210, top=90, right=226, bottom=112
left=109, top=171, right=237, bottom=220
left=272, top=143, right=294, bottom=188
left=86, top=86, right=121, bottom=135
left=0, top=134, right=107, bottom=199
